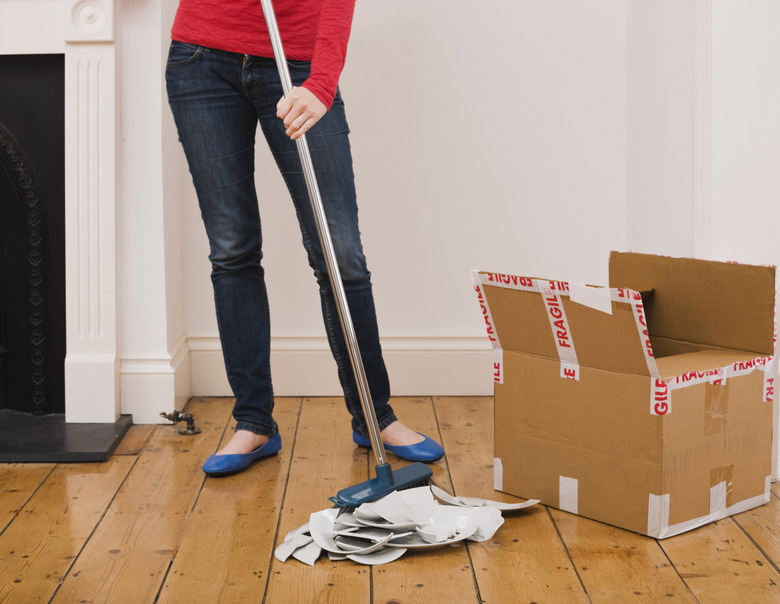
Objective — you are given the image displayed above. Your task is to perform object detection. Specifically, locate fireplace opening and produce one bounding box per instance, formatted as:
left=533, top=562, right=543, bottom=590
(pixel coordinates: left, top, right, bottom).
left=0, top=54, right=66, bottom=416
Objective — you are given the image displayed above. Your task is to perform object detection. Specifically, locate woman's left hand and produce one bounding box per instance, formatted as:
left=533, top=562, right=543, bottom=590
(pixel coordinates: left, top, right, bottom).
left=277, top=86, right=327, bottom=140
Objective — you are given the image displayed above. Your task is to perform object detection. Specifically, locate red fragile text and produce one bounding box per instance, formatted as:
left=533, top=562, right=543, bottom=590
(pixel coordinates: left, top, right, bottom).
left=544, top=294, right=572, bottom=348
left=486, top=273, right=534, bottom=288
left=615, top=288, right=642, bottom=301
left=548, top=280, right=569, bottom=292
left=653, top=379, right=670, bottom=415
left=633, top=301, right=654, bottom=358
left=474, top=286, right=498, bottom=343
left=731, top=358, right=765, bottom=372
left=674, top=369, right=721, bottom=386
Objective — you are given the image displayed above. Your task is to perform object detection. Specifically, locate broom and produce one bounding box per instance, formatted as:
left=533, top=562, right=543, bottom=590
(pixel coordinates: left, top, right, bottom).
left=259, top=0, right=432, bottom=507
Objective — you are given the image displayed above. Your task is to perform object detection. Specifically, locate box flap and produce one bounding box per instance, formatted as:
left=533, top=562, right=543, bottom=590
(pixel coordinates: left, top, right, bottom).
left=474, top=272, right=656, bottom=376
left=609, top=252, right=776, bottom=356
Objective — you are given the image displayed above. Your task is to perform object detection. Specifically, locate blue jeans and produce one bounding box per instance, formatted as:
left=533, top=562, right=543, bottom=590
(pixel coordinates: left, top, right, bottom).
left=165, top=41, right=396, bottom=438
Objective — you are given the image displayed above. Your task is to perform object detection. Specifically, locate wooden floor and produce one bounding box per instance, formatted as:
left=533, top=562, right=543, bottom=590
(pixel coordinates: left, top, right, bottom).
left=1, top=396, right=779, bottom=603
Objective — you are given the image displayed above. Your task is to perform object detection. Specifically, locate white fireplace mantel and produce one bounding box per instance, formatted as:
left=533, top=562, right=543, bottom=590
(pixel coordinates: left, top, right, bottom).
left=2, top=0, right=120, bottom=422
left=1, top=0, right=192, bottom=424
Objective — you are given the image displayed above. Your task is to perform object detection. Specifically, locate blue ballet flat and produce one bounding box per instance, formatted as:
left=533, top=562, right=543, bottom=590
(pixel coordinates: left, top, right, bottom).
left=202, top=433, right=282, bottom=476
left=352, top=431, right=444, bottom=463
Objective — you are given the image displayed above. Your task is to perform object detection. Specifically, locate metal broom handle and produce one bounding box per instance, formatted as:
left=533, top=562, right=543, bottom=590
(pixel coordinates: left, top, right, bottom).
left=260, top=0, right=388, bottom=467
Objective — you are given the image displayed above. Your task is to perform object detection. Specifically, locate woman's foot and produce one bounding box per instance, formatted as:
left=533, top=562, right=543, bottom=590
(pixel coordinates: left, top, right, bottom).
left=216, top=429, right=269, bottom=456
left=353, top=421, right=444, bottom=462
left=202, top=431, right=281, bottom=476
left=380, top=421, right=425, bottom=446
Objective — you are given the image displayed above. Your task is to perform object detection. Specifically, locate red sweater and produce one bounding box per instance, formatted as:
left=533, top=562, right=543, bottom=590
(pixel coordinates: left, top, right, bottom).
left=171, top=0, right=356, bottom=108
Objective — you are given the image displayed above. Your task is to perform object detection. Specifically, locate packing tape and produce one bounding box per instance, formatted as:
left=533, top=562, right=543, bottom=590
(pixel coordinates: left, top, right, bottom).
left=559, top=476, right=579, bottom=514
left=627, top=290, right=660, bottom=378
left=761, top=357, right=776, bottom=402
left=647, top=493, right=671, bottom=538
left=494, top=457, right=503, bottom=491
left=668, top=367, right=725, bottom=390
left=655, top=356, right=774, bottom=416
left=725, top=355, right=773, bottom=379
left=703, top=384, right=728, bottom=436
left=473, top=272, right=580, bottom=381
left=710, top=466, right=734, bottom=507
left=471, top=272, right=501, bottom=350
left=476, top=271, right=538, bottom=293
left=647, top=476, right=771, bottom=539
left=493, top=348, right=504, bottom=384
left=651, top=378, right=671, bottom=415
left=540, top=281, right=580, bottom=381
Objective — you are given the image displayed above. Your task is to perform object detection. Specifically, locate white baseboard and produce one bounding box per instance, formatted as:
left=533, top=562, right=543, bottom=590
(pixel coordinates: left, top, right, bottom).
left=120, top=333, right=191, bottom=423
left=188, top=335, right=494, bottom=397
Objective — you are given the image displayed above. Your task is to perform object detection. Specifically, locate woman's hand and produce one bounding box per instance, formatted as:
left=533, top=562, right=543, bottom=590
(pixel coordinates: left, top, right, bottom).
left=276, top=86, right=327, bottom=140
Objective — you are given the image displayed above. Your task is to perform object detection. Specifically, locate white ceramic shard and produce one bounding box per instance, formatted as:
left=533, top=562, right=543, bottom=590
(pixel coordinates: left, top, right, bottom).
left=431, top=484, right=539, bottom=511
left=309, top=509, right=396, bottom=555
left=468, top=506, right=505, bottom=542
left=274, top=523, right=314, bottom=562
left=291, top=540, right=322, bottom=566
left=346, top=547, right=407, bottom=566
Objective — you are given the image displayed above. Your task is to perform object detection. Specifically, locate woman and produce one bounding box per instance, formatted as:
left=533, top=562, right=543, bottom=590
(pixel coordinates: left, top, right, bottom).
left=165, top=0, right=444, bottom=475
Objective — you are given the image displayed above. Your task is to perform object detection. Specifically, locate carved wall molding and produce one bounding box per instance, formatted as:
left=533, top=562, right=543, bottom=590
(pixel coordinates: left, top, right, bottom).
left=64, top=0, right=114, bottom=43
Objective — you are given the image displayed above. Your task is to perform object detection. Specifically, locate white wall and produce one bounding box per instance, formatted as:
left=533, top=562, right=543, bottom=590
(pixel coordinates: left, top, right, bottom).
left=625, top=0, right=780, bottom=476
left=118, top=0, right=189, bottom=423
left=184, top=0, right=629, bottom=397
left=707, top=0, right=780, bottom=475
left=112, top=0, right=780, bottom=473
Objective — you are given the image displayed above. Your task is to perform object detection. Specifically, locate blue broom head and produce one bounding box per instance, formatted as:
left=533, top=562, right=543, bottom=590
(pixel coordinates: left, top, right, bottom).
left=333, top=462, right=433, bottom=508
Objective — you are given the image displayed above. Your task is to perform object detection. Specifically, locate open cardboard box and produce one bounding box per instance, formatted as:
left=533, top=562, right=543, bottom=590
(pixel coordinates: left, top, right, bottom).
left=472, top=252, right=776, bottom=538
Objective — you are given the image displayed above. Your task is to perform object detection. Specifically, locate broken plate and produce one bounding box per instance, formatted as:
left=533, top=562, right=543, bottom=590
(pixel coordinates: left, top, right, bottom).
left=346, top=547, right=407, bottom=566
left=431, top=485, right=540, bottom=511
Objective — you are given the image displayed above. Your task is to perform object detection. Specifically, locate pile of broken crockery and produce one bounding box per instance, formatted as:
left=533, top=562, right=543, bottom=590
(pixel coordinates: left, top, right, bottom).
left=275, top=485, right=539, bottom=566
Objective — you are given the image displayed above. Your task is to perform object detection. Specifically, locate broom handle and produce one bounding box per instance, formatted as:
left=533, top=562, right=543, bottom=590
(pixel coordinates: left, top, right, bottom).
left=260, top=0, right=388, bottom=467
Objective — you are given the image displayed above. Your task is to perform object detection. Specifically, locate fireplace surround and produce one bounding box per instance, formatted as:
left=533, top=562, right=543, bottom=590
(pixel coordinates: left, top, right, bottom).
left=0, top=0, right=132, bottom=458
left=0, top=54, right=66, bottom=416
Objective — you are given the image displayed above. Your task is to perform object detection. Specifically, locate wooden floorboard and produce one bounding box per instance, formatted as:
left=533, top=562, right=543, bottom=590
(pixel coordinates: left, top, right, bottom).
left=263, top=397, right=372, bottom=604
left=435, top=396, right=589, bottom=603
left=371, top=397, right=477, bottom=604
left=49, top=398, right=232, bottom=603
left=0, top=463, right=55, bottom=534
left=0, top=458, right=135, bottom=603
left=158, top=397, right=301, bottom=604
left=0, top=396, right=779, bottom=603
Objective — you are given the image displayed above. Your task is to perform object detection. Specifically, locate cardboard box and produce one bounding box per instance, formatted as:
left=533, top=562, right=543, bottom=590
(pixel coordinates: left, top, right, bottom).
left=472, top=252, right=776, bottom=538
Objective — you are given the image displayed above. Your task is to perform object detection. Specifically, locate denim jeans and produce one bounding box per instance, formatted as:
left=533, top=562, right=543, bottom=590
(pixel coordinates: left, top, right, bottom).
left=165, top=41, right=396, bottom=438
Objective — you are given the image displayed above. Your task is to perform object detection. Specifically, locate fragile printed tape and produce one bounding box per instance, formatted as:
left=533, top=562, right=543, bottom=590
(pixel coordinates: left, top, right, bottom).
left=651, top=378, right=671, bottom=416
left=473, top=271, right=580, bottom=381
left=647, top=476, right=771, bottom=539
left=540, top=281, right=580, bottom=380
left=762, top=358, right=775, bottom=402
left=471, top=272, right=504, bottom=384
left=471, top=274, right=501, bottom=349
left=667, top=367, right=725, bottom=390
left=559, top=476, right=579, bottom=514
left=493, top=348, right=504, bottom=384
left=623, top=289, right=660, bottom=378
left=476, top=271, right=538, bottom=293
left=653, top=356, right=775, bottom=416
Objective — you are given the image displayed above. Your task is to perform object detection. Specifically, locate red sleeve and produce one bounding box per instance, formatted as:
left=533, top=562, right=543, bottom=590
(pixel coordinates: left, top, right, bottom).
left=301, top=0, right=357, bottom=108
